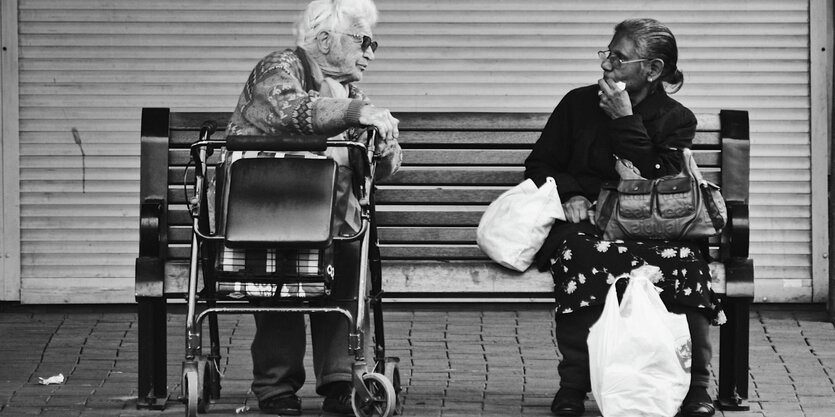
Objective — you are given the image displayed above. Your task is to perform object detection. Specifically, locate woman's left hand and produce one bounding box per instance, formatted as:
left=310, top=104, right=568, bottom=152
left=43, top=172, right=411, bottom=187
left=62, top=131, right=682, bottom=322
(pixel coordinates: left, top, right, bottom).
left=598, top=78, right=633, bottom=119
left=374, top=135, right=398, bottom=158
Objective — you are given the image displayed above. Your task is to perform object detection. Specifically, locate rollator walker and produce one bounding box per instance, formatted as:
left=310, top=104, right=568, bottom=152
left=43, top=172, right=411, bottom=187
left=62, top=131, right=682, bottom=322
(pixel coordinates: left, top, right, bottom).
left=181, top=121, right=402, bottom=417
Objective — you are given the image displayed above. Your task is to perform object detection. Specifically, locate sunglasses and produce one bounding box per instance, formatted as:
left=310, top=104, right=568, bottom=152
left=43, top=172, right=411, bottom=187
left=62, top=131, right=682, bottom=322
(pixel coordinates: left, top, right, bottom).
left=336, top=32, right=378, bottom=52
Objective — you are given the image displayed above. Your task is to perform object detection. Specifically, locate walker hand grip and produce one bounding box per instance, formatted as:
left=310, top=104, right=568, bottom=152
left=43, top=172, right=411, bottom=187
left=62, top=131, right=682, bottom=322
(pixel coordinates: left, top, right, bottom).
left=226, top=134, right=329, bottom=152
left=199, top=120, right=217, bottom=140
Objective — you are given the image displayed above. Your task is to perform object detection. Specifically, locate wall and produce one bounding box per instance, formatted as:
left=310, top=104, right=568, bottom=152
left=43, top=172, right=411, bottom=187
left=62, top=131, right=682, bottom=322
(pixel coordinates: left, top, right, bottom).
left=12, top=0, right=816, bottom=303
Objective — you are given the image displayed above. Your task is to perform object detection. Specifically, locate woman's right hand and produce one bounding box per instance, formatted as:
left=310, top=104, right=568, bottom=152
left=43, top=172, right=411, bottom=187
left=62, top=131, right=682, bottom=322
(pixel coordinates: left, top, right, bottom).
left=563, top=195, right=592, bottom=223
left=598, top=78, right=632, bottom=119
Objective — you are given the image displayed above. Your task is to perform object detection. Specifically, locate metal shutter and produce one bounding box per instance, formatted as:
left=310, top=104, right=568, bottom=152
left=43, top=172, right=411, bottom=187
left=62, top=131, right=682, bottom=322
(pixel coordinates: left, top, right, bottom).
left=16, top=0, right=812, bottom=302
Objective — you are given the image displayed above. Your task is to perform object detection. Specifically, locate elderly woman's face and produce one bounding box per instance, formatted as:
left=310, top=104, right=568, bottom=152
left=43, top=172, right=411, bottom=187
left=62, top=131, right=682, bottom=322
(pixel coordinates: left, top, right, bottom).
left=324, top=20, right=375, bottom=83
left=601, top=34, right=649, bottom=94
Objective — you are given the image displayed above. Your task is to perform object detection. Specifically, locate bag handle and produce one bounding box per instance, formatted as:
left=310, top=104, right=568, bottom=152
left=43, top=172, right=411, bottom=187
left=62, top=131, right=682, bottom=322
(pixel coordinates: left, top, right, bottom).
left=600, top=275, right=630, bottom=321
left=622, top=273, right=668, bottom=316
left=667, top=147, right=707, bottom=184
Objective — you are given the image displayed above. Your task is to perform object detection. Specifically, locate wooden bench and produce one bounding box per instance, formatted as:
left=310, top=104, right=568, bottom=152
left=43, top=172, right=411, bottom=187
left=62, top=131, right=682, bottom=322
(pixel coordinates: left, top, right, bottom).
left=136, top=108, right=754, bottom=410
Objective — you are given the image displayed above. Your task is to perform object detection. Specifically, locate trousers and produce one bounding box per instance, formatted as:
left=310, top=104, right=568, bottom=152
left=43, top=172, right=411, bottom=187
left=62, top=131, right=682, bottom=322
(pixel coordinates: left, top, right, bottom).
left=554, top=304, right=712, bottom=392
left=250, top=240, right=363, bottom=400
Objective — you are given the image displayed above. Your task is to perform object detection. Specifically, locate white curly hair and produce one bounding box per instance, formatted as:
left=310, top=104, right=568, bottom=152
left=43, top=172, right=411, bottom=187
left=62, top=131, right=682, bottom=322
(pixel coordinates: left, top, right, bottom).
left=294, top=0, right=379, bottom=48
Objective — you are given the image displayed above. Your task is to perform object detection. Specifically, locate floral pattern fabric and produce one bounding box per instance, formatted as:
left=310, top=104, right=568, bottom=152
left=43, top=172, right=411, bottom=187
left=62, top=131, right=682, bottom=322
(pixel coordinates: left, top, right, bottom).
left=551, top=231, right=723, bottom=324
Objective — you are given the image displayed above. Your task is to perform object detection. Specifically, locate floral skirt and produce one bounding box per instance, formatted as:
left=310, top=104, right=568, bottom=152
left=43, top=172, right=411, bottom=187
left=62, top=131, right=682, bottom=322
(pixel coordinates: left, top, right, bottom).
left=550, top=227, right=723, bottom=324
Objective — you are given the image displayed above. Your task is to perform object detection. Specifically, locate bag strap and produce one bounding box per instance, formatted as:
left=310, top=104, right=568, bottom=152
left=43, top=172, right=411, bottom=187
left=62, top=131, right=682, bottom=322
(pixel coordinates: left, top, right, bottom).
left=680, top=148, right=709, bottom=185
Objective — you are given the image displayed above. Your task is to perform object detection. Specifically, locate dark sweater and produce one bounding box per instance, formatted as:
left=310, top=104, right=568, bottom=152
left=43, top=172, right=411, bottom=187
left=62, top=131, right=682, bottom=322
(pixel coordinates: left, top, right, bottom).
left=524, top=84, right=697, bottom=202
left=524, top=84, right=698, bottom=271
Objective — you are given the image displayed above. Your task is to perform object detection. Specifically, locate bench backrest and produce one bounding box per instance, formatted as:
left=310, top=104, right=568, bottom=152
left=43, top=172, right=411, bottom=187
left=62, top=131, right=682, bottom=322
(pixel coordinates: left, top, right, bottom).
left=139, top=108, right=749, bottom=297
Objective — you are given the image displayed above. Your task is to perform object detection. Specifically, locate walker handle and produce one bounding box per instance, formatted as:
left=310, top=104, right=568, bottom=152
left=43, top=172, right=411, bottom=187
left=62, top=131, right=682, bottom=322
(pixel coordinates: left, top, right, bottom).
left=226, top=134, right=329, bottom=152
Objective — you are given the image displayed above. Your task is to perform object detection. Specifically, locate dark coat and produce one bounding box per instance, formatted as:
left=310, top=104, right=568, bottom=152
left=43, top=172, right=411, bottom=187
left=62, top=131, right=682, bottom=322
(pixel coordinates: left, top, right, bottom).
left=524, top=85, right=698, bottom=271
left=524, top=84, right=697, bottom=202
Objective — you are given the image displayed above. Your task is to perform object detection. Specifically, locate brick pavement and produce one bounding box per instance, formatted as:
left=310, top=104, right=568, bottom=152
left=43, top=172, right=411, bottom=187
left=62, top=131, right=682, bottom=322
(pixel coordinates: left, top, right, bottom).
left=0, top=303, right=833, bottom=416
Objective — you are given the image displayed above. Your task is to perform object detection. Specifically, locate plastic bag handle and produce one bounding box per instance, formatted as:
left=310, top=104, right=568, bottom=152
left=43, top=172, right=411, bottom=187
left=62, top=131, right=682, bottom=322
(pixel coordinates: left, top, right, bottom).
left=600, top=275, right=629, bottom=322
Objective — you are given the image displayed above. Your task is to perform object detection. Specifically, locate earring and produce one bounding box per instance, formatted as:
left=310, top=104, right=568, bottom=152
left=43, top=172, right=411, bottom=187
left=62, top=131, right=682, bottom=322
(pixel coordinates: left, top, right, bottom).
left=647, top=76, right=653, bottom=82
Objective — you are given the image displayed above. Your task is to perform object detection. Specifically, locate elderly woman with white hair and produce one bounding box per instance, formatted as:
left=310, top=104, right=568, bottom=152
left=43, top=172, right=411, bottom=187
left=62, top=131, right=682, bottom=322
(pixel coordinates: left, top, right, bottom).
left=225, top=0, right=401, bottom=415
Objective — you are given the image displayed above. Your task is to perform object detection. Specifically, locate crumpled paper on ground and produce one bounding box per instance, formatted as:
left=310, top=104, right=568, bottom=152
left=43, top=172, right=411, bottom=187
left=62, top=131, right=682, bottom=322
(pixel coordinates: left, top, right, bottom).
left=38, top=373, right=64, bottom=385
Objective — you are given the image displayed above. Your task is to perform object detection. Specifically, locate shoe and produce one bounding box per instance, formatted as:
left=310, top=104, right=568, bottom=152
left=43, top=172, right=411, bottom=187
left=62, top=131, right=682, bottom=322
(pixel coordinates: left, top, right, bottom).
left=322, top=381, right=354, bottom=416
left=680, top=387, right=716, bottom=417
left=258, top=393, right=301, bottom=416
left=550, top=387, right=586, bottom=416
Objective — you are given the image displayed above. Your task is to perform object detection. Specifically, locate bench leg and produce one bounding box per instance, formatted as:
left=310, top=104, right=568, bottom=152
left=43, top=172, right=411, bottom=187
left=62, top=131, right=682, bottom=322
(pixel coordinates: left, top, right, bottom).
left=717, top=295, right=751, bottom=411
left=137, top=297, right=168, bottom=410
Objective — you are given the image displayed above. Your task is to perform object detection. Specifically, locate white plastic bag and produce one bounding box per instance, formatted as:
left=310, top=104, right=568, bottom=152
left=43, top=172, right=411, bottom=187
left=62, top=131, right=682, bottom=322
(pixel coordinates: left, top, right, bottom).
left=476, top=177, right=565, bottom=271
left=588, top=266, right=692, bottom=417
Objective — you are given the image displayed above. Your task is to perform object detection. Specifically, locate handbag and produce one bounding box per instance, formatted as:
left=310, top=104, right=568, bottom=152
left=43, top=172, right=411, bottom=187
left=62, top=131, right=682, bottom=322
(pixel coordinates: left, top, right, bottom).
left=476, top=177, right=565, bottom=272
left=595, top=148, right=727, bottom=241
left=588, top=265, right=692, bottom=417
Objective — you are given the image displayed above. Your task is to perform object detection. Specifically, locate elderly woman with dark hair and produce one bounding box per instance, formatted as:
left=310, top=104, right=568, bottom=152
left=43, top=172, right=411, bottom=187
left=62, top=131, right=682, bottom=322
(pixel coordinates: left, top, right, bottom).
left=224, top=0, right=401, bottom=415
left=525, top=19, right=720, bottom=417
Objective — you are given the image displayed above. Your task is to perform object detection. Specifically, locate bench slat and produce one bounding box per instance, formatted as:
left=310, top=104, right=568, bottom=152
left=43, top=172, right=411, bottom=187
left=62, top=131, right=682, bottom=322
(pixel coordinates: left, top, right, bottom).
left=170, top=166, right=216, bottom=184
left=401, top=149, right=720, bottom=166
left=380, top=167, right=525, bottom=185
left=165, top=111, right=720, bottom=133
left=378, top=226, right=475, bottom=243
left=166, top=146, right=722, bottom=168
left=166, top=204, right=485, bottom=227
left=167, top=224, right=723, bottom=249
left=398, top=130, right=720, bottom=148
left=171, top=128, right=719, bottom=150
left=376, top=186, right=505, bottom=204
left=397, top=113, right=717, bottom=132
left=396, top=112, right=550, bottom=130
left=166, top=243, right=720, bottom=263
left=380, top=167, right=720, bottom=186
left=167, top=185, right=510, bottom=206
left=170, top=129, right=229, bottom=147
left=169, top=113, right=231, bottom=130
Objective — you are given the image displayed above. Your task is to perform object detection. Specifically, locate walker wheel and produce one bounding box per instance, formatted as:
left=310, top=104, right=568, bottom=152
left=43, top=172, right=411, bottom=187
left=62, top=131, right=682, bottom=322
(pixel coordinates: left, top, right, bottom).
left=351, top=372, right=397, bottom=417
left=205, top=357, right=222, bottom=401
left=376, top=358, right=403, bottom=415
left=196, top=357, right=210, bottom=413
left=183, top=366, right=198, bottom=417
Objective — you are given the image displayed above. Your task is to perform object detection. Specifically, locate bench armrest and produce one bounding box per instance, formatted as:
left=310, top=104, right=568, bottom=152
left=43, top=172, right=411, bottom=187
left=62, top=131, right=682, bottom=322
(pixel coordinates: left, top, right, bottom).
left=136, top=199, right=165, bottom=298
left=720, top=201, right=754, bottom=298
left=722, top=201, right=749, bottom=260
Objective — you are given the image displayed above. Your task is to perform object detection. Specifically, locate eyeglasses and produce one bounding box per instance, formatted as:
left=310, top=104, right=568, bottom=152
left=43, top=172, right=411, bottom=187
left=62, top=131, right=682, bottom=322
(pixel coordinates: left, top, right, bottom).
left=336, top=32, right=378, bottom=52
left=598, top=50, right=646, bottom=68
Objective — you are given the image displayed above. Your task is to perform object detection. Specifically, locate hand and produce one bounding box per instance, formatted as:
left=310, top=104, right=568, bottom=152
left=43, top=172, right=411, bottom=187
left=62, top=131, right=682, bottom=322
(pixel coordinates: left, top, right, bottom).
left=374, top=134, right=398, bottom=158
left=563, top=195, right=592, bottom=223
left=598, top=78, right=632, bottom=119
left=359, top=105, right=399, bottom=141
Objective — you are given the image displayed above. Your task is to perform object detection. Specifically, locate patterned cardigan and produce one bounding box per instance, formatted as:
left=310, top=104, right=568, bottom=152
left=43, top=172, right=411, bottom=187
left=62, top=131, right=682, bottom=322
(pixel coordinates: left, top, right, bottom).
left=212, top=48, right=402, bottom=235
left=226, top=47, right=401, bottom=180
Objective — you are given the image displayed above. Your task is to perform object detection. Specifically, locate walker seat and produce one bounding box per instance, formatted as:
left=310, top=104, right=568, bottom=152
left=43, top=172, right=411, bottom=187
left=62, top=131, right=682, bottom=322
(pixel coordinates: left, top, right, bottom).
left=223, top=156, right=338, bottom=248
left=214, top=153, right=339, bottom=299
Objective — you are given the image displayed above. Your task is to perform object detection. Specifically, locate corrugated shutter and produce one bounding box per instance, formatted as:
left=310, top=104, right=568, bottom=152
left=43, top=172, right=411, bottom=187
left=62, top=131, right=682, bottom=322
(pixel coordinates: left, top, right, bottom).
left=17, top=0, right=810, bottom=302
